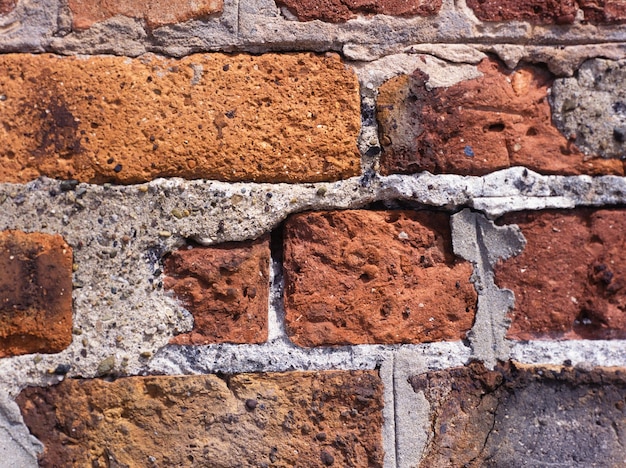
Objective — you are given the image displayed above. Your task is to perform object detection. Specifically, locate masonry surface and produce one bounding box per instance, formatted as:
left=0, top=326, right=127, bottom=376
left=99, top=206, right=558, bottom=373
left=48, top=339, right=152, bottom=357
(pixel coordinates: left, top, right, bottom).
left=1, top=0, right=626, bottom=467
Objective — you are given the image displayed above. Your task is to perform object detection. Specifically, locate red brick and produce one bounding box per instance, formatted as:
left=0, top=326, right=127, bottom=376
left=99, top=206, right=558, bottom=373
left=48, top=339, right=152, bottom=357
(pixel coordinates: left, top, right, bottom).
left=68, top=0, right=223, bottom=30
left=0, top=53, right=360, bottom=184
left=495, top=209, right=626, bottom=340
left=466, top=0, right=577, bottom=24
left=276, top=0, right=441, bottom=22
left=377, top=58, right=624, bottom=176
left=283, top=210, right=477, bottom=346
left=164, top=237, right=270, bottom=345
left=411, top=361, right=626, bottom=466
left=0, top=231, right=72, bottom=357
left=578, top=0, right=626, bottom=23
left=17, top=371, right=384, bottom=467
left=0, top=0, right=16, bottom=15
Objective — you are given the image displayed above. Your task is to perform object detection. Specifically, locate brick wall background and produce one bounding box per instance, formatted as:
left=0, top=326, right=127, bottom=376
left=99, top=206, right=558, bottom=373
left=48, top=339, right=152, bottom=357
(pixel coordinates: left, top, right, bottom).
left=1, top=0, right=626, bottom=466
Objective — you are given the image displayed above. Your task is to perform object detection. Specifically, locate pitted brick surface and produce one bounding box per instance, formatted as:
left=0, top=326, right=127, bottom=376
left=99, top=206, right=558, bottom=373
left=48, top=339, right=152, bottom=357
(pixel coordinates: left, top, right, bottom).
left=466, top=0, right=577, bottom=24
left=0, top=230, right=73, bottom=357
left=578, top=0, right=626, bottom=23
left=17, top=371, right=384, bottom=467
left=276, top=0, right=441, bottom=22
left=164, top=236, right=270, bottom=345
left=411, top=361, right=626, bottom=467
left=378, top=58, right=624, bottom=177
left=0, top=53, right=360, bottom=184
left=283, top=210, right=477, bottom=346
left=68, top=0, right=223, bottom=30
left=495, top=209, right=626, bottom=340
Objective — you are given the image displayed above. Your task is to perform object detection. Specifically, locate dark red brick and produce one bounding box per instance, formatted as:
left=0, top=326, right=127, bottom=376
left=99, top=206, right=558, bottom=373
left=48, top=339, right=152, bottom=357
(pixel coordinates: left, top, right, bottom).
left=495, top=209, right=626, bottom=340
left=466, top=0, right=577, bottom=24
left=0, top=230, right=73, bottom=357
left=164, top=236, right=270, bottom=345
left=283, top=210, right=477, bottom=346
left=578, top=0, right=626, bottom=24
left=0, top=0, right=16, bottom=15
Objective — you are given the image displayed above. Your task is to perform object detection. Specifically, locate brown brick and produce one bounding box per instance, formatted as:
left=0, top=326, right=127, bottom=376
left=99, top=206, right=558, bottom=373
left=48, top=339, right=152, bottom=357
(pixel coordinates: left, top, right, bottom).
left=378, top=58, right=624, bottom=177
left=0, top=231, right=72, bottom=357
left=17, top=371, right=384, bottom=467
left=466, top=0, right=577, bottom=24
left=495, top=209, right=626, bottom=340
left=68, top=0, right=223, bottom=30
left=164, top=236, right=270, bottom=345
left=0, top=53, right=360, bottom=184
left=283, top=210, right=477, bottom=346
left=0, top=0, right=16, bottom=15
left=578, top=0, right=626, bottom=23
left=410, top=361, right=626, bottom=467
left=276, top=0, right=441, bottom=22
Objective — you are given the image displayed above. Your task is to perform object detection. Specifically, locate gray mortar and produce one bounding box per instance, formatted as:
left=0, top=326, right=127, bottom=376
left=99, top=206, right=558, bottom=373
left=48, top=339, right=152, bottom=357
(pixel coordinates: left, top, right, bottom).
left=552, top=58, right=626, bottom=158
left=0, top=394, right=41, bottom=468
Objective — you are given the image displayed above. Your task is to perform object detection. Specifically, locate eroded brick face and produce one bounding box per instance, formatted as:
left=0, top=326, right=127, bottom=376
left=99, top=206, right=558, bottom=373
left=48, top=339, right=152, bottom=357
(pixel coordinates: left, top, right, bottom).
left=495, top=209, right=626, bottom=340
left=164, top=236, right=270, bottom=345
left=0, top=0, right=16, bottom=15
left=276, top=0, right=441, bottom=22
left=17, top=371, right=384, bottom=467
left=377, top=58, right=624, bottom=177
left=68, top=0, right=223, bottom=30
left=578, top=0, right=626, bottom=23
left=411, top=361, right=626, bottom=467
left=0, top=231, right=73, bottom=357
left=466, top=0, right=577, bottom=24
left=0, top=53, right=360, bottom=184
left=283, top=210, right=477, bottom=346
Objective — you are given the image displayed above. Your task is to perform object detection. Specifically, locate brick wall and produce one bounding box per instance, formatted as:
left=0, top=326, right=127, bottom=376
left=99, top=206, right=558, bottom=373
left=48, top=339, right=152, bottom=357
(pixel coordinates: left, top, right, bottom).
left=1, top=1, right=626, bottom=466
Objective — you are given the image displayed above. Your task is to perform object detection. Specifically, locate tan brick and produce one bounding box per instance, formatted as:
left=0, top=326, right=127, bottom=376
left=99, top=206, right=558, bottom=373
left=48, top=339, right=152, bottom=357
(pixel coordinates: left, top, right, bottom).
left=68, top=0, right=223, bottom=30
left=276, top=0, right=441, bottom=22
left=377, top=58, right=624, bottom=176
left=466, top=0, right=577, bottom=23
left=0, top=231, right=72, bottom=357
left=283, top=210, right=477, bottom=346
left=17, top=371, right=384, bottom=467
left=0, top=53, right=360, bottom=184
left=411, top=361, right=626, bottom=467
left=164, top=236, right=270, bottom=345
left=495, top=209, right=626, bottom=340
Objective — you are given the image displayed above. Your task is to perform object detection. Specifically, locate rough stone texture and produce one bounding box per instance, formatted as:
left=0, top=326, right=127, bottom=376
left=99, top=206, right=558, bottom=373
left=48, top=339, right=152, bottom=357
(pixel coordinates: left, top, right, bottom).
left=552, top=58, right=626, bottom=160
left=410, top=361, right=626, bottom=467
left=466, top=0, right=577, bottom=24
left=17, top=371, right=384, bottom=467
left=0, top=230, right=72, bottom=357
left=495, top=209, right=626, bottom=340
left=283, top=210, right=477, bottom=346
left=578, top=0, right=626, bottom=23
left=276, top=0, right=441, bottom=22
left=68, top=0, right=223, bottom=30
left=164, top=236, right=270, bottom=345
left=378, top=58, right=624, bottom=177
left=0, top=53, right=360, bottom=184
left=0, top=0, right=15, bottom=15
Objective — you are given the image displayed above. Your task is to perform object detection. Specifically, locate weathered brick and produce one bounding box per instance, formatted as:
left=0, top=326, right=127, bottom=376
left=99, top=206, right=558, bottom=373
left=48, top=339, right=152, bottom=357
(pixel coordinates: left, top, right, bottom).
left=0, top=0, right=15, bottom=15
left=68, top=0, right=223, bottom=30
left=0, top=53, right=360, bottom=184
left=578, top=0, right=626, bottom=23
left=283, top=210, right=477, bottom=346
left=17, top=371, right=384, bottom=467
left=466, top=0, right=577, bottom=24
left=276, top=0, right=441, bottom=22
left=410, top=361, right=626, bottom=467
left=378, top=58, right=624, bottom=176
left=164, top=236, right=270, bottom=345
left=0, top=231, right=72, bottom=357
left=495, top=209, right=626, bottom=340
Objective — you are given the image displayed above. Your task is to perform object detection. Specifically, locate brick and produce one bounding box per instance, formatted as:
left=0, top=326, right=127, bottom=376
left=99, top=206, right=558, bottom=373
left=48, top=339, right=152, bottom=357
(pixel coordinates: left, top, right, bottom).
left=378, top=58, right=624, bottom=177
left=16, top=371, right=384, bottom=467
left=495, top=209, right=626, bottom=340
left=68, top=0, right=223, bottom=30
left=276, top=0, right=441, bottom=22
left=163, top=236, right=270, bottom=345
left=0, top=53, right=360, bottom=184
left=0, top=0, right=16, bottom=15
left=578, top=0, right=626, bottom=23
left=0, top=231, right=72, bottom=357
left=283, top=210, right=477, bottom=346
left=466, top=0, right=577, bottom=24
left=410, top=361, right=626, bottom=466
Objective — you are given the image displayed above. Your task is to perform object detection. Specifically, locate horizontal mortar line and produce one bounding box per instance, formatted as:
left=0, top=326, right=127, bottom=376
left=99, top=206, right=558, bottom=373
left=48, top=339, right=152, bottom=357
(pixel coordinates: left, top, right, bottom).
left=510, top=339, right=626, bottom=367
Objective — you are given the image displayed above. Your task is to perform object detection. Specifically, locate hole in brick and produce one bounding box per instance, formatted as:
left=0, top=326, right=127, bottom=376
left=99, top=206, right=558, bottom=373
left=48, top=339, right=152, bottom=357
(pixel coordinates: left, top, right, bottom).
left=526, top=127, right=538, bottom=136
left=485, top=122, right=505, bottom=132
